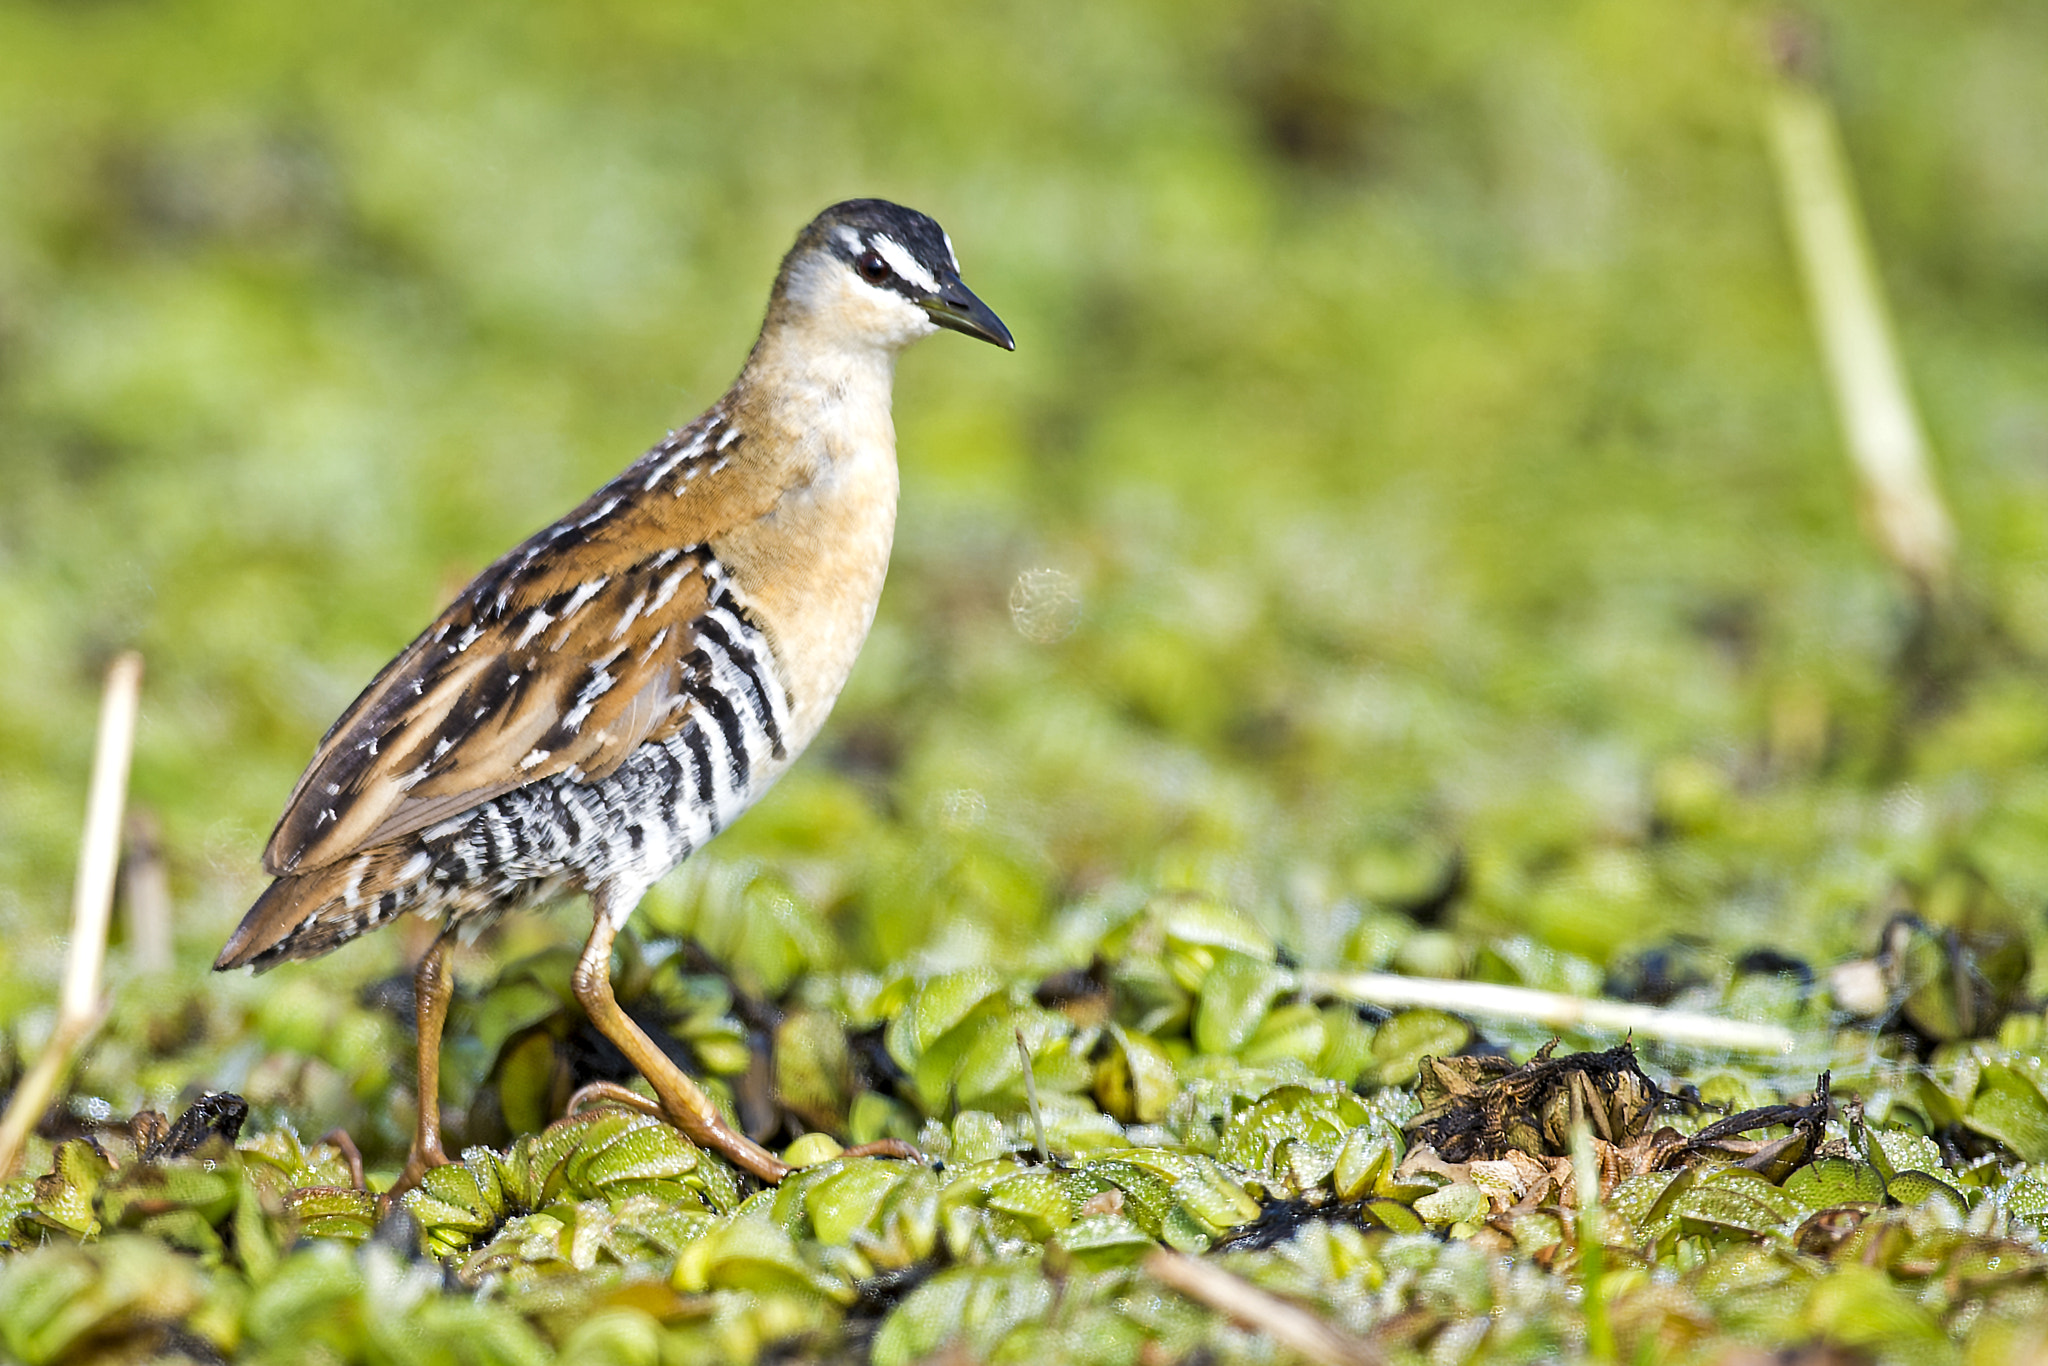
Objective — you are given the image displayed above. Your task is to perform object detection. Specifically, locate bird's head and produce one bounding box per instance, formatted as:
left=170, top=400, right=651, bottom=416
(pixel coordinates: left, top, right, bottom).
left=770, top=199, right=1014, bottom=354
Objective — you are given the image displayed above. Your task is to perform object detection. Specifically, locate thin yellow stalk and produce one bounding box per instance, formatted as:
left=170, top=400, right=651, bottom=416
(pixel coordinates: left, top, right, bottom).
left=0, top=652, right=144, bottom=1178
left=1766, top=75, right=1954, bottom=598
left=1291, top=969, right=1796, bottom=1055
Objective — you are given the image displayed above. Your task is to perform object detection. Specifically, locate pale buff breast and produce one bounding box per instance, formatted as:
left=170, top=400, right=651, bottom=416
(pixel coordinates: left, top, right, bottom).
left=710, top=343, right=903, bottom=766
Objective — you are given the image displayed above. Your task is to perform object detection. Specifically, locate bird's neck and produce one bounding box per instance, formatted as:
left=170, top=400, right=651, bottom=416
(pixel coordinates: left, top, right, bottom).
left=741, top=302, right=902, bottom=408
left=729, top=315, right=908, bottom=502
left=710, top=318, right=904, bottom=753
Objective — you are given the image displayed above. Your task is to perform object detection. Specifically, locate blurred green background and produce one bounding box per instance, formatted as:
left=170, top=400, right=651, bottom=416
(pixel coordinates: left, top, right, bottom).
left=3, top=0, right=2048, bottom=1126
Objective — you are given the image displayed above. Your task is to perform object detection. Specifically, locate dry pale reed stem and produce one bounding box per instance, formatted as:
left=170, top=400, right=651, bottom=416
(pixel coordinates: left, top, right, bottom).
left=1766, top=78, right=1954, bottom=597
left=123, top=808, right=175, bottom=976
left=1292, top=969, right=1797, bottom=1055
left=1144, top=1249, right=1387, bottom=1366
left=61, top=653, right=143, bottom=1021
left=0, top=652, right=144, bottom=1179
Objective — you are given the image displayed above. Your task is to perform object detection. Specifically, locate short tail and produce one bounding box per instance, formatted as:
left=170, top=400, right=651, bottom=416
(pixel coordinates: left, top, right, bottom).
left=215, top=846, right=426, bottom=973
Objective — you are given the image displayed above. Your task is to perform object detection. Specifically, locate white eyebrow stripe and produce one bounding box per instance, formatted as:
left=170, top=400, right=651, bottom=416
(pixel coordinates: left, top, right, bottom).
left=834, top=226, right=864, bottom=252
left=942, top=231, right=960, bottom=272
left=872, top=236, right=938, bottom=293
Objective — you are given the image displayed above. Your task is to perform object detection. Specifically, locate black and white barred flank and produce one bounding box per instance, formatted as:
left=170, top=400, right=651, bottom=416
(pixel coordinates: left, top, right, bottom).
left=230, top=570, right=791, bottom=969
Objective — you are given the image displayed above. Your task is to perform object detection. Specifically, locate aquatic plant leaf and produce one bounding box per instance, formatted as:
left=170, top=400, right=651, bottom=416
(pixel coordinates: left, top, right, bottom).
left=1216, top=1083, right=1369, bottom=1178
left=869, top=1261, right=1055, bottom=1366
left=1193, top=950, right=1286, bottom=1056
left=1370, top=1010, right=1471, bottom=1087
left=572, top=1117, right=703, bottom=1193
left=285, top=1186, right=377, bottom=1243
left=885, top=970, right=1004, bottom=1075
left=1332, top=1121, right=1404, bottom=1201
left=1885, top=1170, right=1968, bottom=1218
left=1052, top=1212, right=1155, bottom=1269
left=806, top=1158, right=908, bottom=1246
left=0, top=1235, right=207, bottom=1364
left=1785, top=1158, right=1885, bottom=1209
left=1963, top=1071, right=2048, bottom=1163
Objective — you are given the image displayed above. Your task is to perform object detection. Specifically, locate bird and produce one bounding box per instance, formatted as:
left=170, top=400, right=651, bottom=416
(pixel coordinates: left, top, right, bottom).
left=215, top=199, right=1013, bottom=1193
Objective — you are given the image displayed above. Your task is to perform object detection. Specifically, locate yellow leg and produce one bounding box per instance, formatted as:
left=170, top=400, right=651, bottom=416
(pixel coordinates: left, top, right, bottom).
left=571, top=911, right=790, bottom=1184
left=382, top=935, right=457, bottom=1209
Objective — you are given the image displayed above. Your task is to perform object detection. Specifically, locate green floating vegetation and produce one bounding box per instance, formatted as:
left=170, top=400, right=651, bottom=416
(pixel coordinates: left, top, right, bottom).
left=10, top=901, right=2048, bottom=1364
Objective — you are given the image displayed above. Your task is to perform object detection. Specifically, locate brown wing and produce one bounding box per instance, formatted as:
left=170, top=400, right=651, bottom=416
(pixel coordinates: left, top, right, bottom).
left=263, top=530, right=721, bottom=876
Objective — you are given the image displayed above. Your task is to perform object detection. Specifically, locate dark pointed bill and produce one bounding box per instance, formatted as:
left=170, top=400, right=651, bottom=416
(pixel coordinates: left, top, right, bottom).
left=921, top=279, right=1015, bottom=351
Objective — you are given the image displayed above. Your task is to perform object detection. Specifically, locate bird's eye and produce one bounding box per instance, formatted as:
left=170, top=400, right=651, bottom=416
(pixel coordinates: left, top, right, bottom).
left=855, top=250, right=892, bottom=283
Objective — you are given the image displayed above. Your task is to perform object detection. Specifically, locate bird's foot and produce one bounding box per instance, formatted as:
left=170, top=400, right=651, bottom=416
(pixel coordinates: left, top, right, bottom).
left=317, top=1127, right=367, bottom=1191
left=665, top=1101, right=791, bottom=1184
left=376, top=1139, right=453, bottom=1218
left=564, top=1076, right=789, bottom=1181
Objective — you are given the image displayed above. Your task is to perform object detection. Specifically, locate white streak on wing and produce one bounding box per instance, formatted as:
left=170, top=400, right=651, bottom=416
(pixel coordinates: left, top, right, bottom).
left=562, top=578, right=608, bottom=616
left=514, top=610, right=554, bottom=649
left=343, top=854, right=369, bottom=906
left=648, top=569, right=688, bottom=613
left=561, top=651, right=623, bottom=730
left=642, top=430, right=709, bottom=489
left=611, top=592, right=649, bottom=640
left=873, top=236, right=938, bottom=293
left=551, top=577, right=610, bottom=647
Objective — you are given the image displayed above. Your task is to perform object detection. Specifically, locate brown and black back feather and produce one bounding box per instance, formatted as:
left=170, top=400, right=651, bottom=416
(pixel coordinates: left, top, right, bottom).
left=218, top=408, right=784, bottom=970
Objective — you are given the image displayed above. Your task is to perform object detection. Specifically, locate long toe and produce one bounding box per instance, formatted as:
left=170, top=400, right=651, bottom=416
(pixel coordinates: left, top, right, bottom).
left=672, top=1106, right=791, bottom=1184
left=377, top=1143, right=455, bottom=1218
left=564, top=1080, right=665, bottom=1120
